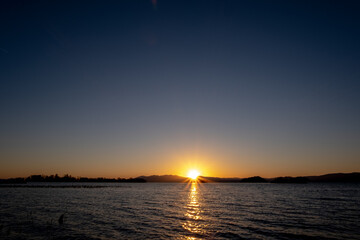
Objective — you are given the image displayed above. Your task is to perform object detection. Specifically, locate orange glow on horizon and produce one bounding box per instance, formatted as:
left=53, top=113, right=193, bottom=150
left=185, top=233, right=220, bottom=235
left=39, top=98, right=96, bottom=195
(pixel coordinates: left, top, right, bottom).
left=170, top=152, right=219, bottom=178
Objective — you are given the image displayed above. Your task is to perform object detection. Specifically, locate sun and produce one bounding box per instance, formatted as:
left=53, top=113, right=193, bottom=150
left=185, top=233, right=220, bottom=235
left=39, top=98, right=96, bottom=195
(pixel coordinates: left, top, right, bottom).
left=187, top=169, right=200, bottom=180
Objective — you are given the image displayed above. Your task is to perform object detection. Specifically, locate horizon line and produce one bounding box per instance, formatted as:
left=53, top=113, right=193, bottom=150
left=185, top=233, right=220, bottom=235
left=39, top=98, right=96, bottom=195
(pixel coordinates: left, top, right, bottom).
left=1, top=171, right=359, bottom=180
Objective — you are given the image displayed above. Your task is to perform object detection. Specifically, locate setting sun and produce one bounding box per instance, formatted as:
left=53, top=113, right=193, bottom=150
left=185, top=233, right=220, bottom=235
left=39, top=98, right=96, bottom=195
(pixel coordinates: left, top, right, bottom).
left=187, top=169, right=200, bottom=180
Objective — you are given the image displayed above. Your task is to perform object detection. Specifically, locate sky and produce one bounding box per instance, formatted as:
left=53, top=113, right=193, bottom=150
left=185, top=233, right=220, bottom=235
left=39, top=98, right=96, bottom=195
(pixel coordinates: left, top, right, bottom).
left=1, top=0, right=360, bottom=178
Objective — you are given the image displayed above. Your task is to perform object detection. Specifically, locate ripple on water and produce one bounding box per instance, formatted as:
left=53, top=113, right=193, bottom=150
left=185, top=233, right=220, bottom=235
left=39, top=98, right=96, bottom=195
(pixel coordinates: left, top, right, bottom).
left=1, top=183, right=360, bottom=239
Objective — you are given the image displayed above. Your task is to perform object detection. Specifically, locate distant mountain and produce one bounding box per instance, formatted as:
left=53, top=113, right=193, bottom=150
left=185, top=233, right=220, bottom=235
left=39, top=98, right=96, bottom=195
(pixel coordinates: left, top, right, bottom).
left=307, top=172, right=360, bottom=182
left=240, top=176, right=268, bottom=183
left=200, top=176, right=267, bottom=183
left=137, top=172, right=360, bottom=183
left=137, top=175, right=188, bottom=182
left=2, top=172, right=359, bottom=184
left=270, top=177, right=309, bottom=184
left=199, top=176, right=242, bottom=183
left=137, top=175, right=267, bottom=183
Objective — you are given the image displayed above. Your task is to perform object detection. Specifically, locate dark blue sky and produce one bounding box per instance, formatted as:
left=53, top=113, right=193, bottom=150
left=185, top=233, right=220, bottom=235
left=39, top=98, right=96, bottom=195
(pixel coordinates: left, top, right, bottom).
left=1, top=0, right=359, bottom=177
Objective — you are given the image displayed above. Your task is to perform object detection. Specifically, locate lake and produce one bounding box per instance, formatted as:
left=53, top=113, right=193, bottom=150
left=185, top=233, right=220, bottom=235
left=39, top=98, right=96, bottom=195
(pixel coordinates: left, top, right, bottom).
left=0, top=182, right=359, bottom=239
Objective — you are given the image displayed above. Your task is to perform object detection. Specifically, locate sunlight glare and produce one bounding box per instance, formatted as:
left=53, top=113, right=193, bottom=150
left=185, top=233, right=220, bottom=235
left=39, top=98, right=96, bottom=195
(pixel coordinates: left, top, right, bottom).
left=187, top=169, right=200, bottom=180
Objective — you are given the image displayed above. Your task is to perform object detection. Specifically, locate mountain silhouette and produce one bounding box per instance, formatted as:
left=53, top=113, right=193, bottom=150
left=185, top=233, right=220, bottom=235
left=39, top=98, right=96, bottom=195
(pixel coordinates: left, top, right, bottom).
left=1, top=172, right=359, bottom=184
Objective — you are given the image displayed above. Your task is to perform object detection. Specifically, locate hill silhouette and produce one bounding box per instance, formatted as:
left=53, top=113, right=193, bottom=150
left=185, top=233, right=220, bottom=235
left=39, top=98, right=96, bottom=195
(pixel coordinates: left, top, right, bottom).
left=0, top=174, right=146, bottom=184
left=240, top=176, right=268, bottom=183
left=307, top=172, right=360, bottom=182
left=137, top=172, right=360, bottom=183
left=270, top=177, right=309, bottom=184
left=138, top=175, right=187, bottom=182
left=1, top=172, right=359, bottom=184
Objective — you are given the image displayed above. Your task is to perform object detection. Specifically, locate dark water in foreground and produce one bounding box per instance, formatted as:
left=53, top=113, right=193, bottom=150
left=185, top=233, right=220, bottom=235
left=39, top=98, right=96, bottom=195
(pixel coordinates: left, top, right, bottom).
left=0, top=183, right=359, bottom=239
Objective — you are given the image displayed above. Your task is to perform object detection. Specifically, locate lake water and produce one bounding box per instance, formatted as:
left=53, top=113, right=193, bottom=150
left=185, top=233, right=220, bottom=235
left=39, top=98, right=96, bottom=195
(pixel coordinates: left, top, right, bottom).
left=0, top=182, right=359, bottom=239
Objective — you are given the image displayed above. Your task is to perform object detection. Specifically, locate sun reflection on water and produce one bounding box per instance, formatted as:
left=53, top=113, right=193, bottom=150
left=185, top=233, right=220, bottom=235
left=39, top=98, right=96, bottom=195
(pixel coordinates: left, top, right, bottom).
left=182, top=182, right=206, bottom=239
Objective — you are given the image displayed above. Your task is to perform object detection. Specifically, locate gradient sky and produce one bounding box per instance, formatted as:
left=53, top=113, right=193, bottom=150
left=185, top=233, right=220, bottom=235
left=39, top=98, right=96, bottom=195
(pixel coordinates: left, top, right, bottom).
left=1, top=0, right=360, bottom=178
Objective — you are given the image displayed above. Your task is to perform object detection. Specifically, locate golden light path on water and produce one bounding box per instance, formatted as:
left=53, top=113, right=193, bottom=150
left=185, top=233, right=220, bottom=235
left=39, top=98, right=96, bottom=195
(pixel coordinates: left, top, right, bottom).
left=182, top=182, right=207, bottom=239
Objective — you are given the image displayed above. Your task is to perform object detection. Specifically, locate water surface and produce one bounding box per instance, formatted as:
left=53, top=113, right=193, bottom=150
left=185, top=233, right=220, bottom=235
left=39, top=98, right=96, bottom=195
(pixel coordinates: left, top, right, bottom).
left=0, top=183, right=359, bottom=239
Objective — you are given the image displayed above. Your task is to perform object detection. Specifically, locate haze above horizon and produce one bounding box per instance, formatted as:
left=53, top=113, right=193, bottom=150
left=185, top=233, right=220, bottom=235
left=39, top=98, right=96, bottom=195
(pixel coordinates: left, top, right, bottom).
left=1, top=0, right=360, bottom=178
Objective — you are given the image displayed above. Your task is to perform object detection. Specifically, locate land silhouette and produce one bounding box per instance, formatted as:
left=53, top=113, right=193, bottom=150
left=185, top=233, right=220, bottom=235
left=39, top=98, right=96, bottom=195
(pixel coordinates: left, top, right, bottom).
left=0, top=174, right=145, bottom=184
left=139, top=173, right=360, bottom=183
left=1, top=172, right=359, bottom=185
